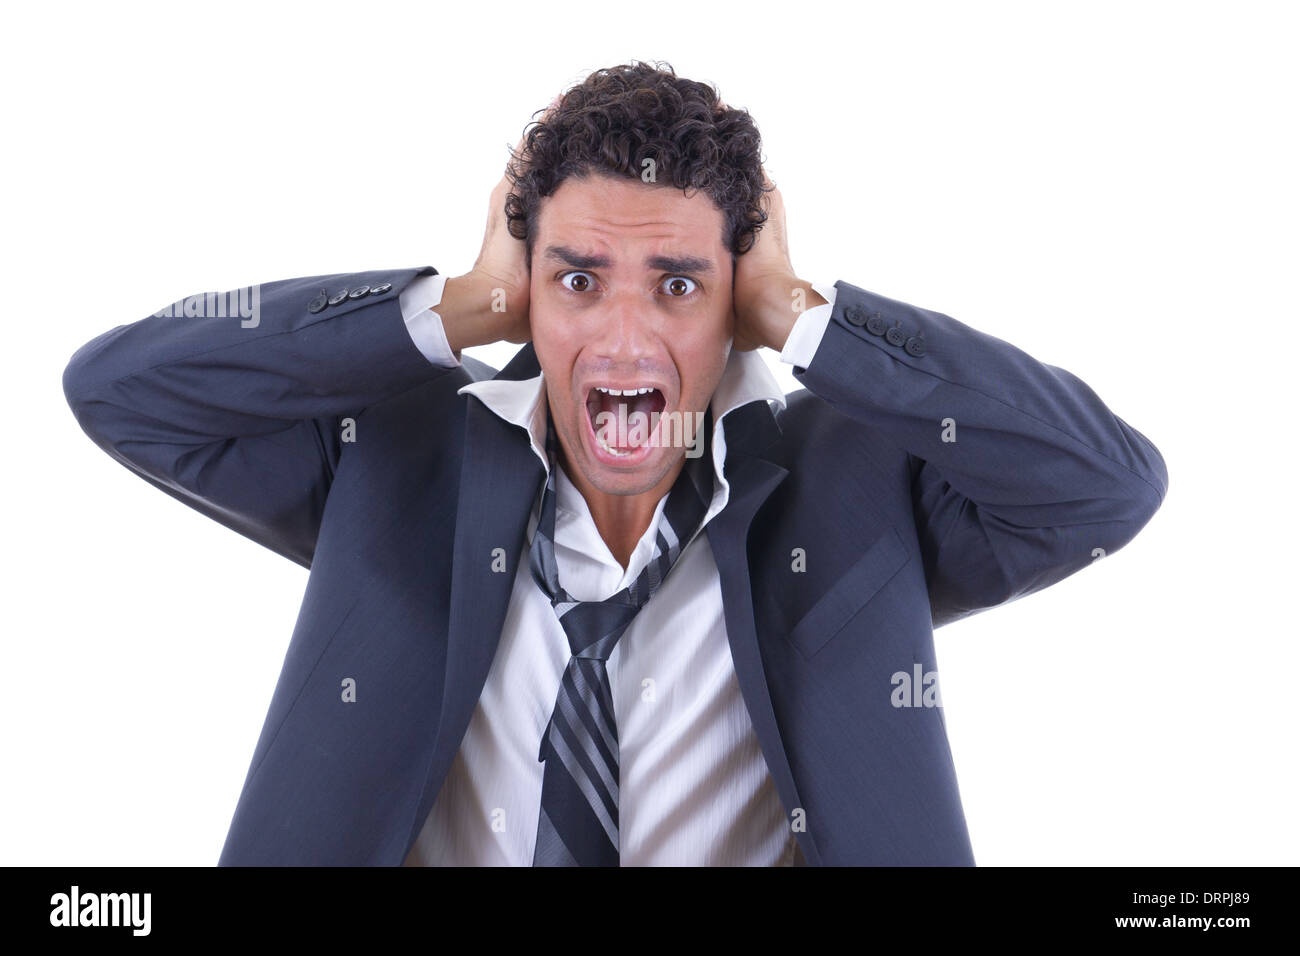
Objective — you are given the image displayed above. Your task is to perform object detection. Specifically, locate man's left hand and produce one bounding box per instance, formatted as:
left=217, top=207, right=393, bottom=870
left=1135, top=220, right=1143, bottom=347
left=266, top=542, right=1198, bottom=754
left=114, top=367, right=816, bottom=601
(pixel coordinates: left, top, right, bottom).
left=730, top=172, right=827, bottom=352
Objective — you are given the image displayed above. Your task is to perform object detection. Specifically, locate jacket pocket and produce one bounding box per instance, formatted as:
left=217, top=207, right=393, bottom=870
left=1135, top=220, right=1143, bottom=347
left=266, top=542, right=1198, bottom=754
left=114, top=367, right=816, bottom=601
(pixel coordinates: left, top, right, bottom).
left=787, top=525, right=910, bottom=660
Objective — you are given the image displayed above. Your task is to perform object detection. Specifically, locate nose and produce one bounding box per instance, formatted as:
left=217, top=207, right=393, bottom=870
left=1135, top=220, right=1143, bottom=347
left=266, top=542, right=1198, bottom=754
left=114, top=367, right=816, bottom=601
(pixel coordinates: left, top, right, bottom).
left=587, top=287, right=663, bottom=365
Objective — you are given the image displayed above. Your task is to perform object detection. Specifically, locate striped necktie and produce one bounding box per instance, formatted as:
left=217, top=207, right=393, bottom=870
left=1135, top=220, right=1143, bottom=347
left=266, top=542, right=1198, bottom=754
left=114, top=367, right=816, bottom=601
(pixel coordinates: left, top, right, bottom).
left=528, top=407, right=713, bottom=866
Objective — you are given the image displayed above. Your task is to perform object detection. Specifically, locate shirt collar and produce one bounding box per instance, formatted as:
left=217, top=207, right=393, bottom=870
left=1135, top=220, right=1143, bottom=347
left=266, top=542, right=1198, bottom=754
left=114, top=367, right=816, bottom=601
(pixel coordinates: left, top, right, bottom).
left=457, top=346, right=787, bottom=526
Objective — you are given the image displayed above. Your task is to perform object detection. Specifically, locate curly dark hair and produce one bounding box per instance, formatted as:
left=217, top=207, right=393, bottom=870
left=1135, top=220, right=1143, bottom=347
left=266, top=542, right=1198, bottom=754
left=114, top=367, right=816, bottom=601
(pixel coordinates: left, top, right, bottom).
left=504, top=60, right=772, bottom=271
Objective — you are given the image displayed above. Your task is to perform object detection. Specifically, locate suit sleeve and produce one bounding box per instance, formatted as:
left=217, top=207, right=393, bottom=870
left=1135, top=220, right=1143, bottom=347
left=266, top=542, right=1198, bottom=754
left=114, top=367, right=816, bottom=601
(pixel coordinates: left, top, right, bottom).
left=61, top=265, right=459, bottom=569
left=791, top=279, right=1169, bottom=629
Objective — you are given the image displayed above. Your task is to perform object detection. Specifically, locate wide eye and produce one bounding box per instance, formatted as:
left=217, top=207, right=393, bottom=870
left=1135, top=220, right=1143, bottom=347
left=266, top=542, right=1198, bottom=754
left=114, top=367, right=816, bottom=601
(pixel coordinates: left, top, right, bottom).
left=662, top=276, right=697, bottom=297
left=560, top=270, right=595, bottom=293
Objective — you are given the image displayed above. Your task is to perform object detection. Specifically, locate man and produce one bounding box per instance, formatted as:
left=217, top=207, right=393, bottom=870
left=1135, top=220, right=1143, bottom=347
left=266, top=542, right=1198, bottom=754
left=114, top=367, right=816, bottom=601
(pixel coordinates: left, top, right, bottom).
left=62, top=61, right=1168, bottom=866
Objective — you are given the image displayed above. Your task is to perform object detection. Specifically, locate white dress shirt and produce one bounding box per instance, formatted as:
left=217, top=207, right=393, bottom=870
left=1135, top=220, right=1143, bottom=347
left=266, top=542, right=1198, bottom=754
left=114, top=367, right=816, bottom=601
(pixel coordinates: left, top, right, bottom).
left=398, top=271, right=838, bottom=865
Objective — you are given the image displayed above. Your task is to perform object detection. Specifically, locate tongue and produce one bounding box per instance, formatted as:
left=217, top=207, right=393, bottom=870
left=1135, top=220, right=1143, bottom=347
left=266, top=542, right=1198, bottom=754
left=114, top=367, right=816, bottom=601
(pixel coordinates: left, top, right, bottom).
left=591, top=391, right=659, bottom=450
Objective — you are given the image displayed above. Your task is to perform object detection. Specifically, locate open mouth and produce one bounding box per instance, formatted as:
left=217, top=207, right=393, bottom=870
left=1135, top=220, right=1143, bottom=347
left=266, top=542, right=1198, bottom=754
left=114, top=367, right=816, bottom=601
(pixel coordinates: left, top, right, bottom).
left=584, top=385, right=668, bottom=459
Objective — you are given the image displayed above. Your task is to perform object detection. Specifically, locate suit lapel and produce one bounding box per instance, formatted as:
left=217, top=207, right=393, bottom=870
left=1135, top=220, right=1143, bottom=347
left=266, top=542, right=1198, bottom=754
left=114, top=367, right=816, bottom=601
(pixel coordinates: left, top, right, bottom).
left=407, top=346, right=545, bottom=851
left=705, top=400, right=822, bottom=865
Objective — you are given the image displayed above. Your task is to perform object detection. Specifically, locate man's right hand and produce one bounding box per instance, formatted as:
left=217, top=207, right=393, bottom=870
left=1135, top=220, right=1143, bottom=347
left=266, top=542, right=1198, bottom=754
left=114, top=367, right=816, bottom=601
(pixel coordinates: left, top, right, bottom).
left=443, top=96, right=562, bottom=354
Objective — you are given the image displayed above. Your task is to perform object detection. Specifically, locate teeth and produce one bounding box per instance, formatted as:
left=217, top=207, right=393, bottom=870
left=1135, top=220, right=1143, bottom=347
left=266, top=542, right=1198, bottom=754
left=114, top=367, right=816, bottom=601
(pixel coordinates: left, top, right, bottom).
left=594, top=386, right=655, bottom=396
left=595, top=431, right=633, bottom=456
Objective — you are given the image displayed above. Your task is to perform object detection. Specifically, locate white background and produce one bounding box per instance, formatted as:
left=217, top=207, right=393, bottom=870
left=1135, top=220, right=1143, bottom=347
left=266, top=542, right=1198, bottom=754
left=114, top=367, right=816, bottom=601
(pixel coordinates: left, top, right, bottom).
left=2, top=0, right=1295, bottom=865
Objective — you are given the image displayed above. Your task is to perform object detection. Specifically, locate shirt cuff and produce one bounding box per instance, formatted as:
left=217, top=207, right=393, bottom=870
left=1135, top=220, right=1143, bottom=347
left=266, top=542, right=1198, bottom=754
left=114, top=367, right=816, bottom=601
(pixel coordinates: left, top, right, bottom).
left=398, top=273, right=459, bottom=367
left=778, top=280, right=838, bottom=370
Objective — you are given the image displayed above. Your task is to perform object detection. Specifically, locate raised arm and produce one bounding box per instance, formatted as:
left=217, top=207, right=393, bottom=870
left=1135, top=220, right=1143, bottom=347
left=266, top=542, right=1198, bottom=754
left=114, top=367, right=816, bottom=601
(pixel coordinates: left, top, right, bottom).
left=61, top=267, right=463, bottom=568
left=792, top=280, right=1166, bottom=627
left=734, top=180, right=1168, bottom=628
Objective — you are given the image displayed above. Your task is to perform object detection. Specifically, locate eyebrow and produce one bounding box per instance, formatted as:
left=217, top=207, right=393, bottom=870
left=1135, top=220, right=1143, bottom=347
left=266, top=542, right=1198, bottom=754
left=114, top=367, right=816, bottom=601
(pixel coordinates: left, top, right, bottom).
left=541, top=245, right=716, bottom=275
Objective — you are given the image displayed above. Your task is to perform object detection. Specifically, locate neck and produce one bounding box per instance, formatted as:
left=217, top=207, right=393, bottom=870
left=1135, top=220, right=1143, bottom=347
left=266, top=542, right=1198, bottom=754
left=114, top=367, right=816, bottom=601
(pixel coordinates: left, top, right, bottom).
left=559, top=455, right=685, bottom=571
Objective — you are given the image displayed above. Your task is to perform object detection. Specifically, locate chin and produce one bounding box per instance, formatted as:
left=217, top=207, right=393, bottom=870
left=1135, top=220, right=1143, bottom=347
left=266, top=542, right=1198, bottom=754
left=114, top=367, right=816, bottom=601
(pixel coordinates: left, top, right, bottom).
left=581, top=449, right=676, bottom=497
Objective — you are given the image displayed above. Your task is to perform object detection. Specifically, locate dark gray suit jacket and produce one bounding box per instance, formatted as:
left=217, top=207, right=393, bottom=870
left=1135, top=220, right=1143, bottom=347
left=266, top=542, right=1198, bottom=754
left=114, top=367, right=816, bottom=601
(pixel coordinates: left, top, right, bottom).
left=62, top=265, right=1168, bottom=864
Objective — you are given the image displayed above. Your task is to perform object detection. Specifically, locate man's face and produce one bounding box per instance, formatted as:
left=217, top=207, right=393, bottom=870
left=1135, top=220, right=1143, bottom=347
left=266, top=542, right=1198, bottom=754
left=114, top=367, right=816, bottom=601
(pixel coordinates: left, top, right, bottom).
left=530, top=172, right=734, bottom=498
